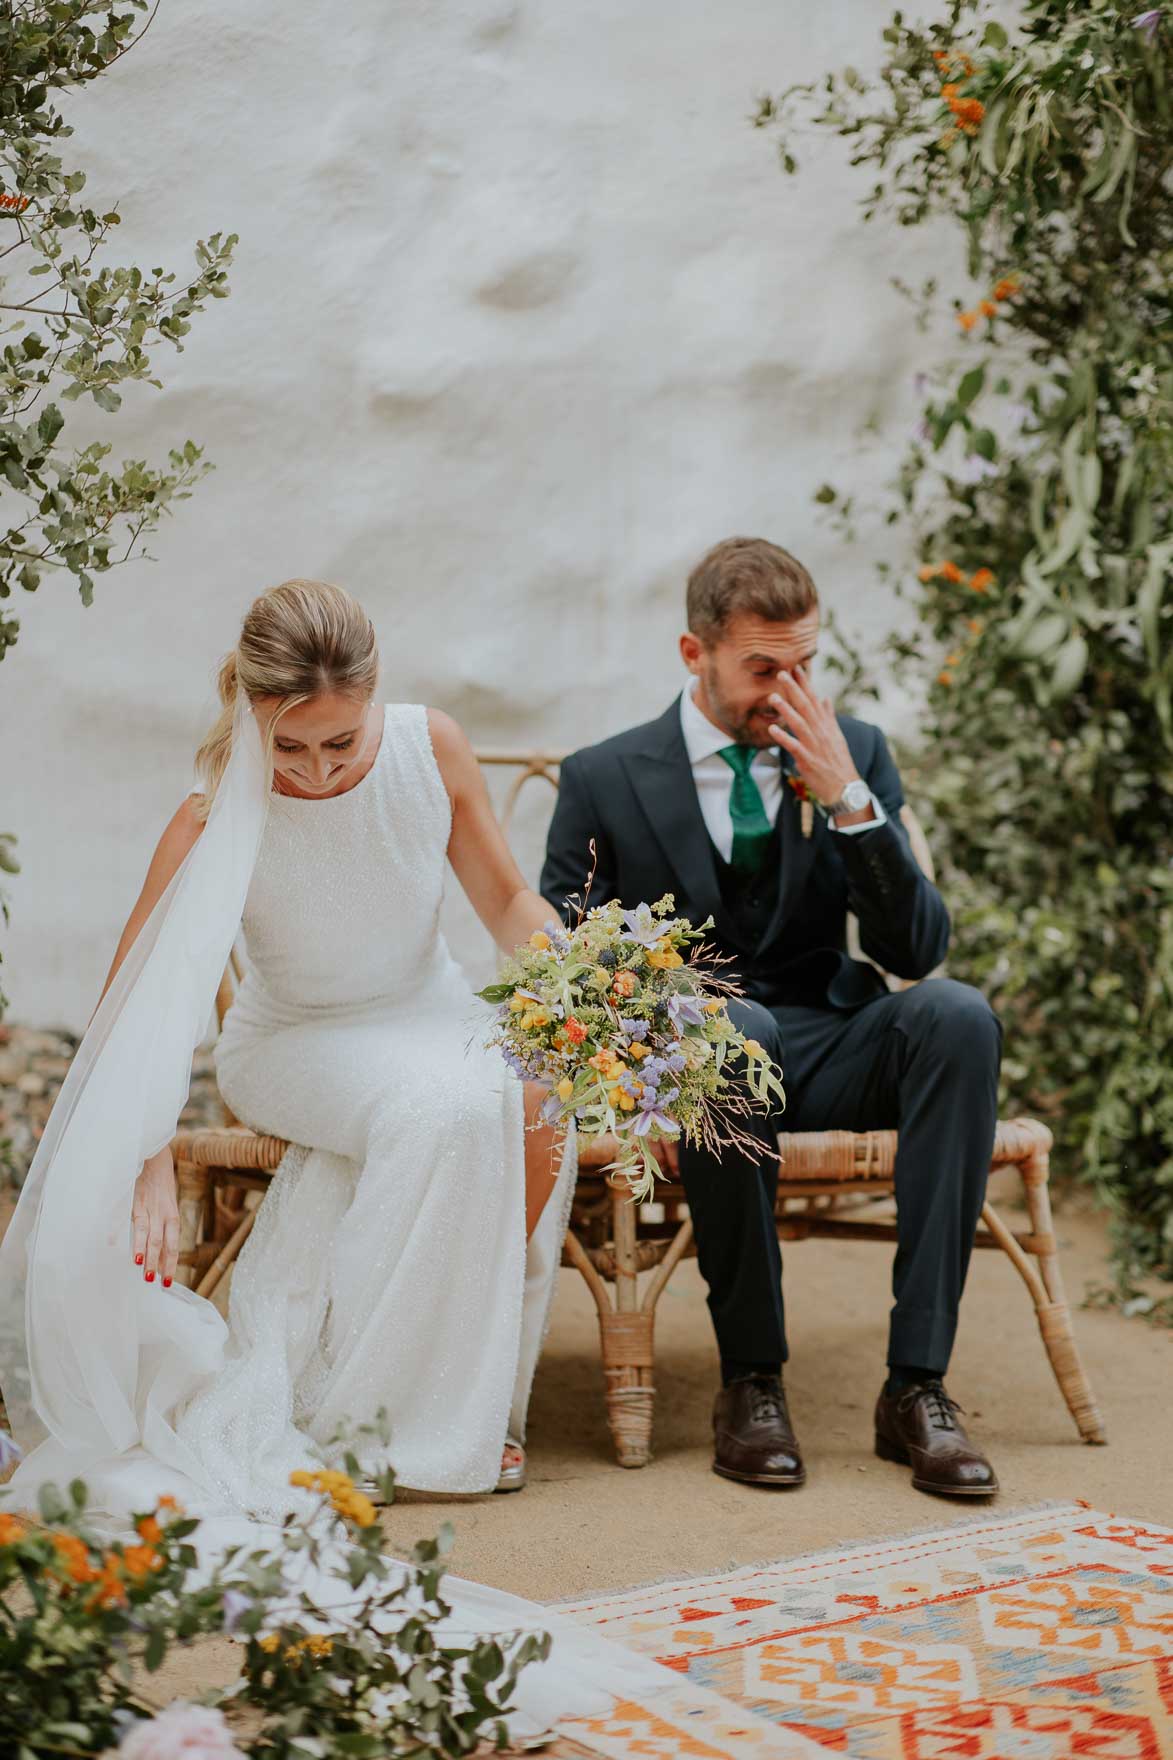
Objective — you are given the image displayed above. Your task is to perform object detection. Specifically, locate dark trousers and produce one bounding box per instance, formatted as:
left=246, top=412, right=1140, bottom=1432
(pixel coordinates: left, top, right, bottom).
left=677, top=979, right=1003, bottom=1375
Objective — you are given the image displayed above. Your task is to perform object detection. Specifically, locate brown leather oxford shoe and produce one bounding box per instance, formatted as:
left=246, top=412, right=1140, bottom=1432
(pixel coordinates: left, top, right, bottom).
left=874, top=1380, right=998, bottom=1496
left=712, top=1375, right=806, bottom=1487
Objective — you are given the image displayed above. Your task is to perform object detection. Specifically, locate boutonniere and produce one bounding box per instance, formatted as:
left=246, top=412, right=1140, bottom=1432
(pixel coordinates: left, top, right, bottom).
left=783, top=768, right=815, bottom=840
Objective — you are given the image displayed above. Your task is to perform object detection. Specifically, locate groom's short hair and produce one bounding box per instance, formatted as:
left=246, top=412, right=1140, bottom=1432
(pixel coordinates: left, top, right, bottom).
left=687, top=537, right=818, bottom=643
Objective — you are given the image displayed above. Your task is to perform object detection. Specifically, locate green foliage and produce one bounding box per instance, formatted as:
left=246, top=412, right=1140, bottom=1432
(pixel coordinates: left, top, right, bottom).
left=0, top=1, right=236, bottom=654
left=759, top=1, right=1173, bottom=1301
left=0, top=3, right=236, bottom=1018
left=0, top=1415, right=547, bottom=1757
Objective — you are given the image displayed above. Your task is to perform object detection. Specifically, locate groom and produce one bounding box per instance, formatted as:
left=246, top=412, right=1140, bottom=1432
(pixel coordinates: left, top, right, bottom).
left=541, top=537, right=1002, bottom=1497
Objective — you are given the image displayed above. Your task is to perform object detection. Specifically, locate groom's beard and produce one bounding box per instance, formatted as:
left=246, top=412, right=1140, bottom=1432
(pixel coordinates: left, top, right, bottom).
left=702, top=670, right=777, bottom=748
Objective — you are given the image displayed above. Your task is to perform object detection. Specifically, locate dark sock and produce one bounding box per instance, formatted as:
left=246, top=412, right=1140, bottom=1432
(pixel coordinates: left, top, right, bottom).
left=721, top=1359, right=782, bottom=1387
left=886, top=1364, right=943, bottom=1395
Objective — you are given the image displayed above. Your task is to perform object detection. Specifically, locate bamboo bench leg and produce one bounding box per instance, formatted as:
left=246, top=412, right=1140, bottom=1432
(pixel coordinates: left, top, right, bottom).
left=1018, top=1141, right=1107, bottom=1444
left=980, top=1148, right=1106, bottom=1445
left=603, top=1186, right=655, bottom=1466
left=174, top=1160, right=211, bottom=1290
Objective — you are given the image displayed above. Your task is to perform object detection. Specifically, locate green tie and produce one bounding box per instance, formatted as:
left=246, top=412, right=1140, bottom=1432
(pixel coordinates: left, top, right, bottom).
left=717, top=744, right=773, bottom=874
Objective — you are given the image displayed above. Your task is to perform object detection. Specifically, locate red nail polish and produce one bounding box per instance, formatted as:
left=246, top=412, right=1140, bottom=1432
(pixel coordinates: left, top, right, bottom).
left=163, top=1277, right=172, bottom=1288
left=134, top=1254, right=144, bottom=1266
left=145, top=1271, right=155, bottom=1282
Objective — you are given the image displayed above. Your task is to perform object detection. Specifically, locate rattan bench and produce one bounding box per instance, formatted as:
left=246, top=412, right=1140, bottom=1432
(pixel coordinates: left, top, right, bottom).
left=172, top=752, right=1106, bottom=1468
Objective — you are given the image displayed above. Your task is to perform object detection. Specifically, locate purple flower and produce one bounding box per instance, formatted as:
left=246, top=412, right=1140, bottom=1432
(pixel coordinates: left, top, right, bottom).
left=621, top=904, right=665, bottom=949
left=540, top=1093, right=564, bottom=1125
left=543, top=920, right=571, bottom=952
left=1133, top=10, right=1161, bottom=43
left=619, top=1016, right=649, bottom=1042
left=665, top=1053, right=687, bottom=1073
left=667, top=992, right=706, bottom=1030
left=633, top=1107, right=680, bottom=1137
left=0, top=1430, right=22, bottom=1471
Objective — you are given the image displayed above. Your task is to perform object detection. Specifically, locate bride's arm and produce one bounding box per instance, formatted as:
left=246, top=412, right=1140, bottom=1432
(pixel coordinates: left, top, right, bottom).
left=93, top=798, right=205, bottom=1289
left=428, top=709, right=555, bottom=954
left=92, top=798, right=205, bottom=1020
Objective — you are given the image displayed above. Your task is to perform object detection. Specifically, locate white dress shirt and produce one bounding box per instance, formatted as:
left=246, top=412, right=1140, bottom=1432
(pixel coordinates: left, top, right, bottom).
left=678, top=683, right=886, bottom=864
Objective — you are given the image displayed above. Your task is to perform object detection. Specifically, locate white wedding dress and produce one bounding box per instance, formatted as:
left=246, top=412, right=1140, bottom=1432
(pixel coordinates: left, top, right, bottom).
left=177, top=701, right=577, bottom=1510
left=0, top=697, right=682, bottom=1733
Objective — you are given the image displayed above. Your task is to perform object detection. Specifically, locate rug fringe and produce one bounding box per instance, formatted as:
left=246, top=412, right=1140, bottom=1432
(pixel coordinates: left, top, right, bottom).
left=545, top=1497, right=1102, bottom=1607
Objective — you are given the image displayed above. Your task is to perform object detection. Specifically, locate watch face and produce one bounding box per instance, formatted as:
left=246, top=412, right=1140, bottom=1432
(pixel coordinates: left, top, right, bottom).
left=843, top=780, right=871, bottom=811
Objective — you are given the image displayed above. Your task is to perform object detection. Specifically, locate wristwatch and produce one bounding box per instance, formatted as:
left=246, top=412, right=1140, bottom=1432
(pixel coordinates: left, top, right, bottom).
left=823, top=778, right=872, bottom=817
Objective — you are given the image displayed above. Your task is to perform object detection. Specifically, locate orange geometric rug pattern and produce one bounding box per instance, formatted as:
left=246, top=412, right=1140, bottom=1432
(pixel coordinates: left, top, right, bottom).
left=552, top=1502, right=1173, bottom=1758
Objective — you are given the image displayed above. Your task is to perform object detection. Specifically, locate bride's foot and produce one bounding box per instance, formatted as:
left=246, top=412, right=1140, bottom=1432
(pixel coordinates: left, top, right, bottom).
left=494, top=1437, right=526, bottom=1494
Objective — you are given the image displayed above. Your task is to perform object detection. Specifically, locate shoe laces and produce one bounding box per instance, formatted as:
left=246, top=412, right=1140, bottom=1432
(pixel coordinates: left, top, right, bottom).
left=899, top=1379, right=962, bottom=1431
left=746, top=1377, right=787, bottom=1426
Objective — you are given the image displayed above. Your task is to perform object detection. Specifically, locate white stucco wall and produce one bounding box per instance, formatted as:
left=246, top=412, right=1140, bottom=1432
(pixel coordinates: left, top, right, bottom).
left=5, top=1, right=956, bottom=1028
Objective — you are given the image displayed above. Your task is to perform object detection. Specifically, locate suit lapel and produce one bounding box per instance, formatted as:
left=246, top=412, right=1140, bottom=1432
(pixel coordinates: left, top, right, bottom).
left=618, top=701, right=748, bottom=952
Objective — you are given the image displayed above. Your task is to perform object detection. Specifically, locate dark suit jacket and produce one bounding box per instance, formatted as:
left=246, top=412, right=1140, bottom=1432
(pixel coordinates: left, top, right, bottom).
left=539, top=698, right=950, bottom=1012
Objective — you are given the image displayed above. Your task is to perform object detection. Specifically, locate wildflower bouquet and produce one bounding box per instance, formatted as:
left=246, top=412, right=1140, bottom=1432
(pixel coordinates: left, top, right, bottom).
left=479, top=895, right=786, bottom=1199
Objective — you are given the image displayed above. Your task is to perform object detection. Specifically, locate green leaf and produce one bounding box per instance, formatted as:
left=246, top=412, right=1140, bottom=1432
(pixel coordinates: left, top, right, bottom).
left=958, top=365, right=986, bottom=408
left=144, top=1626, right=166, bottom=1671
left=91, top=385, right=121, bottom=413
left=972, top=428, right=997, bottom=461
left=982, top=21, right=1008, bottom=49
left=1048, top=632, right=1089, bottom=700
left=37, top=404, right=64, bottom=446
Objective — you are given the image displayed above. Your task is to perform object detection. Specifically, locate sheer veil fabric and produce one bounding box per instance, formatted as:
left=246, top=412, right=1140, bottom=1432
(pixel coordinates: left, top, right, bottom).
left=0, top=693, right=679, bottom=1731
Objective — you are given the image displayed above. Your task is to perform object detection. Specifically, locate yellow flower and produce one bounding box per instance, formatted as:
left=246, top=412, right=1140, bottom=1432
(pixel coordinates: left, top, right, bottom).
left=519, top=1007, right=551, bottom=1031
left=557, top=1076, right=574, bottom=1102
left=703, top=1000, right=724, bottom=1015
left=333, top=1489, right=378, bottom=1528
left=508, top=993, right=527, bottom=1013
left=646, top=945, right=683, bottom=970
left=617, top=1092, right=637, bottom=1111
left=529, top=930, right=552, bottom=950
left=628, top=1041, right=650, bottom=1060
left=258, top=1633, right=281, bottom=1653
left=288, top=1469, right=315, bottom=1488
left=303, top=1634, right=334, bottom=1657
left=742, top=1039, right=767, bottom=1059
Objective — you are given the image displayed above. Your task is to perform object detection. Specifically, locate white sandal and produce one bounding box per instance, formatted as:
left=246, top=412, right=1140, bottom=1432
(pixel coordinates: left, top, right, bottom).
left=494, top=1436, right=526, bottom=1493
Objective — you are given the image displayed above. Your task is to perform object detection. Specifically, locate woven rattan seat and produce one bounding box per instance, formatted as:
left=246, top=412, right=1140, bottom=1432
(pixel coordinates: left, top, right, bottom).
left=173, top=756, right=1105, bottom=1466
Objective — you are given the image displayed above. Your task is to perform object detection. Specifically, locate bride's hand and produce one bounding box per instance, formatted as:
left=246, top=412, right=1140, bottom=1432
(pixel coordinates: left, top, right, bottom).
left=132, top=1145, right=180, bottom=1287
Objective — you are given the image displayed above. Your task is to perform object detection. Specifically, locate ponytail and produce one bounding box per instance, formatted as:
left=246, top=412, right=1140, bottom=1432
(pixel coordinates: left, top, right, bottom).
left=192, top=653, right=240, bottom=823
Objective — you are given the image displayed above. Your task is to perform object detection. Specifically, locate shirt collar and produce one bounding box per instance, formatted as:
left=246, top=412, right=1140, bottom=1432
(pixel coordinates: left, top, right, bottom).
left=679, top=681, right=779, bottom=768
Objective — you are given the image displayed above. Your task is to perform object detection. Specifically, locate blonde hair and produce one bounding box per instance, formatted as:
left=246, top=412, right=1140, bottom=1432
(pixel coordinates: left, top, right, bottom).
left=194, top=579, right=378, bottom=818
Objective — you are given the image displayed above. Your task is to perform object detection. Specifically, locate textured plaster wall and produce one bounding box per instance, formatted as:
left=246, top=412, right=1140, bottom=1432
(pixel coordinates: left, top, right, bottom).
left=5, top=2, right=957, bottom=1028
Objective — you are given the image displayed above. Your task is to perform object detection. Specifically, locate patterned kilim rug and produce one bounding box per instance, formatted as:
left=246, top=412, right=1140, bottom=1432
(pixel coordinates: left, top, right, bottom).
left=549, top=1501, right=1173, bottom=1759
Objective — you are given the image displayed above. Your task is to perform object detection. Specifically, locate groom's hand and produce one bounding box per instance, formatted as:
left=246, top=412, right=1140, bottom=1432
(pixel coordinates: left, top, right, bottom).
left=766, top=666, right=868, bottom=818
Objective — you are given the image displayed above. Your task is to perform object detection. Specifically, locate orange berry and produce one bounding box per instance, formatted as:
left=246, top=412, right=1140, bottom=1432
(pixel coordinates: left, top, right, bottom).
left=940, top=562, right=963, bottom=583
left=993, top=276, right=1020, bottom=301
left=918, top=564, right=939, bottom=582
left=969, top=567, right=995, bottom=592
left=979, top=299, right=997, bottom=318
left=135, top=1516, right=163, bottom=1546
left=957, top=311, right=978, bottom=332
left=937, top=671, right=954, bottom=687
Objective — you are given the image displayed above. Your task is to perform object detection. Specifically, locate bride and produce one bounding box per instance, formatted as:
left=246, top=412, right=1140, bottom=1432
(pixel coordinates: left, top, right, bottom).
left=0, top=576, right=583, bottom=1516
left=0, top=578, right=700, bottom=1737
